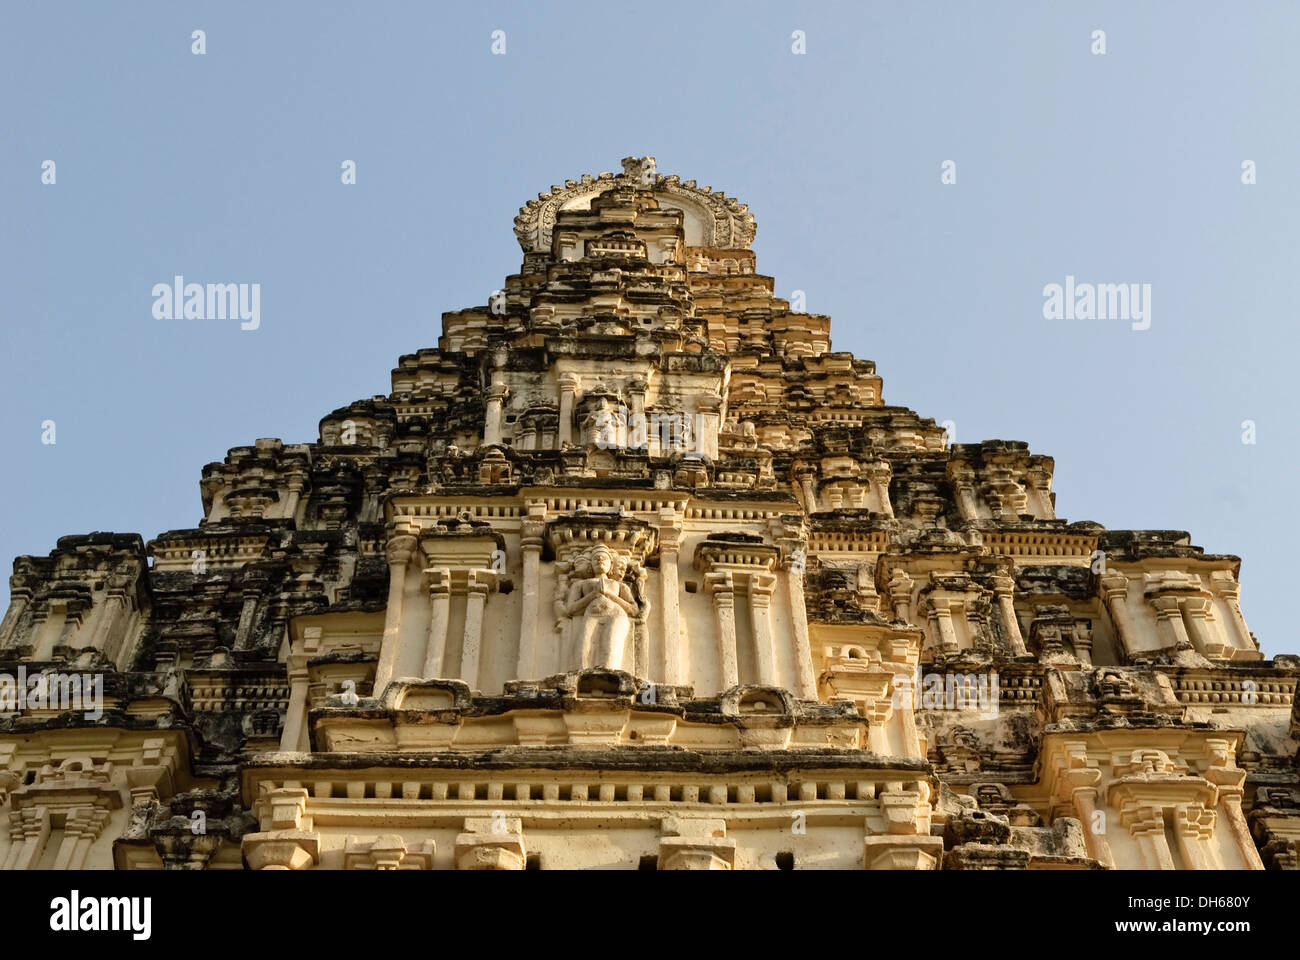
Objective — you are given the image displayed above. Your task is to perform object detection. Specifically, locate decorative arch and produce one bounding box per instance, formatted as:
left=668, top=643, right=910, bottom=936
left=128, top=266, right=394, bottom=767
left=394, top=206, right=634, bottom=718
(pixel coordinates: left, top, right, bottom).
left=513, top=157, right=756, bottom=254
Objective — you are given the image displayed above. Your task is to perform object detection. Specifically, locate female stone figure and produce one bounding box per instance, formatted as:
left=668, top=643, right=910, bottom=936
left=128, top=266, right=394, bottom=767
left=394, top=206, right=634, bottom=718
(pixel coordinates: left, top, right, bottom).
left=561, top=545, right=639, bottom=670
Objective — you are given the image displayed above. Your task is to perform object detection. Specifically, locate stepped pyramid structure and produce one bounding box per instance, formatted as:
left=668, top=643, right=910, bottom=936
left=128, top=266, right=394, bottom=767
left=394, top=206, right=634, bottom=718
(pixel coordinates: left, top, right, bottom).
left=2, top=157, right=1298, bottom=871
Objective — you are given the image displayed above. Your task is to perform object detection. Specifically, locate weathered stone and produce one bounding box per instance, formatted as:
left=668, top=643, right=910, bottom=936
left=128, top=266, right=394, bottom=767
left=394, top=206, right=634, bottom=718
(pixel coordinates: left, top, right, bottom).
left=0, top=158, right=1294, bottom=870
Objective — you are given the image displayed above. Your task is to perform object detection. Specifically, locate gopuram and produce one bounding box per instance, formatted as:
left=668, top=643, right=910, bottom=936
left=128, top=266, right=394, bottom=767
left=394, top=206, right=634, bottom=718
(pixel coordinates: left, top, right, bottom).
left=2, top=158, right=1296, bottom=871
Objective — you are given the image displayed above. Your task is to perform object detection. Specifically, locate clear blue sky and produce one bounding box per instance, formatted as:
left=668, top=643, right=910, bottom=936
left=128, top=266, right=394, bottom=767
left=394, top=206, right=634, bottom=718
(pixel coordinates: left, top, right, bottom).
left=2, top=2, right=1296, bottom=656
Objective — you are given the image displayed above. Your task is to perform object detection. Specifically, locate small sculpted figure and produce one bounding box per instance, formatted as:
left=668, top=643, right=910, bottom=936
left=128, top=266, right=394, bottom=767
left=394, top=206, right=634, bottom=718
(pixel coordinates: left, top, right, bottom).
left=563, top=546, right=638, bottom=669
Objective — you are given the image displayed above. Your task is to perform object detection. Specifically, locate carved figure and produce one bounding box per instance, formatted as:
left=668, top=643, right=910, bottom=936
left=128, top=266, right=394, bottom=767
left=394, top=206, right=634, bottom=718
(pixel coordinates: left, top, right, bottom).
left=562, top=546, right=639, bottom=669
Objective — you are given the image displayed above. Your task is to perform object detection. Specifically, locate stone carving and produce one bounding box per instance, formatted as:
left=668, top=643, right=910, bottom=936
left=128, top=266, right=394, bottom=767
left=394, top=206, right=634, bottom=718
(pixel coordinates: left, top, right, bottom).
left=0, top=156, right=1294, bottom=873
left=561, top=545, right=641, bottom=670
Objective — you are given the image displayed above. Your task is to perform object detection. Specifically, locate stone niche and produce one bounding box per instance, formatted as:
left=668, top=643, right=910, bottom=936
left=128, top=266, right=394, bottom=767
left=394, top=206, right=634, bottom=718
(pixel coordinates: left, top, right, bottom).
left=547, top=513, right=657, bottom=677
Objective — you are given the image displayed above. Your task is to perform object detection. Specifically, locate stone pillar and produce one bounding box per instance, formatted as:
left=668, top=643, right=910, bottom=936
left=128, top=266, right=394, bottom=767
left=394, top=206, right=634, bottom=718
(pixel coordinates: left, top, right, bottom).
left=57, top=806, right=109, bottom=870
left=1069, top=786, right=1115, bottom=869
left=1072, top=621, right=1094, bottom=667
left=91, top=576, right=131, bottom=665
left=552, top=561, right=573, bottom=671
left=373, top=526, right=419, bottom=695
left=887, top=571, right=915, bottom=623
left=1149, top=594, right=1192, bottom=651
left=894, top=675, right=924, bottom=757
left=422, top=568, right=451, bottom=678
left=456, top=816, right=525, bottom=870
left=1099, top=574, right=1138, bottom=654
left=516, top=513, right=545, bottom=680
left=0, top=587, right=31, bottom=647
left=484, top=384, right=509, bottom=446
left=461, top=570, right=493, bottom=690
left=1204, top=744, right=1265, bottom=870
left=795, top=467, right=817, bottom=513
left=991, top=575, right=1027, bottom=657
left=864, top=461, right=894, bottom=518
left=705, top=572, right=739, bottom=691
left=242, top=787, right=320, bottom=871
left=1173, top=805, right=1221, bottom=870
left=558, top=374, right=578, bottom=446
left=1124, top=805, right=1175, bottom=870
left=628, top=380, right=648, bottom=452
left=781, top=550, right=817, bottom=699
left=928, top=597, right=960, bottom=656
left=283, top=473, right=306, bottom=523
left=1025, top=467, right=1055, bottom=519
left=691, top=399, right=720, bottom=459
left=749, top=573, right=778, bottom=686
left=244, top=837, right=319, bottom=870
left=1180, top=596, right=1227, bottom=659
left=5, top=809, right=47, bottom=870
left=233, top=584, right=262, bottom=650
left=658, top=818, right=735, bottom=870
left=280, top=651, right=311, bottom=751
left=1210, top=575, right=1256, bottom=656
left=949, top=465, right=980, bottom=521
left=658, top=509, right=683, bottom=684
left=32, top=604, right=66, bottom=661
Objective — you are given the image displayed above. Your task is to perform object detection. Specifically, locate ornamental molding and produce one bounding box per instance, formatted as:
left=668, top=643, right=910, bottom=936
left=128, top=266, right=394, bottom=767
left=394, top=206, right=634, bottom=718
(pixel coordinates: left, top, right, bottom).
left=513, top=157, right=756, bottom=254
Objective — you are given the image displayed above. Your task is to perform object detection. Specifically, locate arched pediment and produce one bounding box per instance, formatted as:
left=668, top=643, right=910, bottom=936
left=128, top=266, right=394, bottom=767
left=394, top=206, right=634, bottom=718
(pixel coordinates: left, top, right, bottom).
left=513, top=157, right=756, bottom=254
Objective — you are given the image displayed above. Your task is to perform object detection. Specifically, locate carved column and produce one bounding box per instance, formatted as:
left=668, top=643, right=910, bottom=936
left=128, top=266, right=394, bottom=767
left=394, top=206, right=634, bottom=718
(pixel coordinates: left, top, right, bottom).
left=280, top=651, right=311, bottom=751
left=242, top=787, right=319, bottom=871
left=553, top=561, right=572, bottom=671
left=516, top=513, right=545, bottom=679
left=4, top=809, right=47, bottom=870
left=948, top=464, right=980, bottom=521
left=1149, top=594, right=1192, bottom=651
left=1099, top=574, right=1138, bottom=654
left=461, top=570, right=494, bottom=690
left=1180, top=596, right=1226, bottom=659
left=658, top=508, right=683, bottom=684
left=1210, top=575, right=1256, bottom=655
left=1204, top=743, right=1265, bottom=869
left=374, top=526, right=419, bottom=695
left=1072, top=621, right=1093, bottom=667
left=484, top=384, right=509, bottom=447
left=749, top=573, right=778, bottom=686
left=1057, top=747, right=1115, bottom=868
left=57, top=806, right=110, bottom=870
left=1071, top=786, right=1115, bottom=868
left=283, top=471, right=306, bottom=523
left=32, top=603, right=67, bottom=660
left=456, top=816, right=526, bottom=870
left=0, top=586, right=31, bottom=647
left=705, top=572, right=739, bottom=691
left=782, top=551, right=817, bottom=699
left=891, top=671, right=925, bottom=757
left=558, top=374, right=578, bottom=446
left=1173, top=805, right=1221, bottom=870
left=233, top=580, right=263, bottom=651
left=794, top=466, right=818, bottom=513
left=928, top=597, right=960, bottom=656
left=864, top=461, right=894, bottom=518
left=887, top=571, right=915, bottom=623
left=1025, top=467, right=1055, bottom=519
left=1122, top=804, right=1175, bottom=870
left=422, top=568, right=451, bottom=679
left=657, top=817, right=735, bottom=870
left=991, top=575, right=1027, bottom=657
left=91, top=574, right=132, bottom=665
